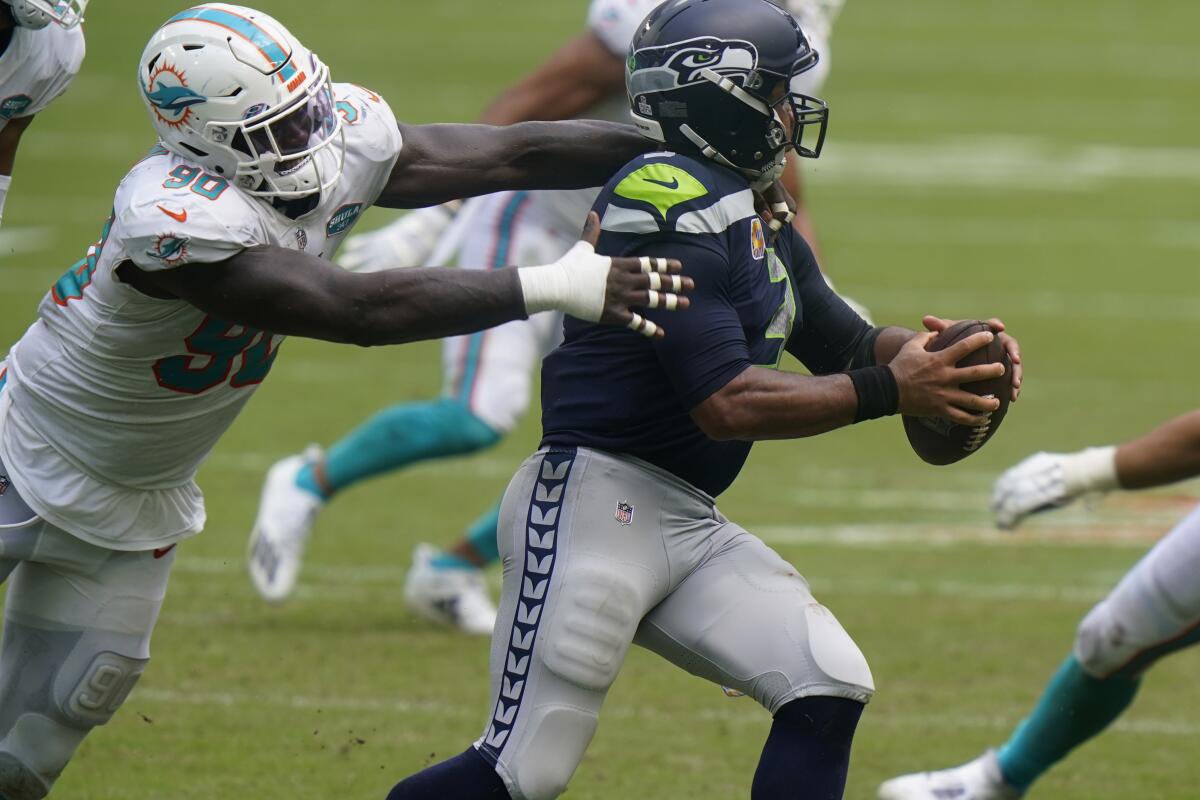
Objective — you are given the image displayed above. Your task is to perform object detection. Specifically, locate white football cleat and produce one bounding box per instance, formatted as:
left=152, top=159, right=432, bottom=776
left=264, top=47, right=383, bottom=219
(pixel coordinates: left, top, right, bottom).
left=878, top=751, right=1022, bottom=800
left=404, top=543, right=498, bottom=635
left=247, top=449, right=325, bottom=602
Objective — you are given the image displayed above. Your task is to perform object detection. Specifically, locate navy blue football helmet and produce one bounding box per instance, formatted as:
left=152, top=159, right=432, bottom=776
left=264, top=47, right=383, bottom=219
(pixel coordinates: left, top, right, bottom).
left=627, top=0, right=828, bottom=188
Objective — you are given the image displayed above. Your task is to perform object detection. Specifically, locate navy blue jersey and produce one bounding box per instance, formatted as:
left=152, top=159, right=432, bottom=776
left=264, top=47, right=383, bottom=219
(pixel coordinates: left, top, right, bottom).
left=541, top=152, right=871, bottom=496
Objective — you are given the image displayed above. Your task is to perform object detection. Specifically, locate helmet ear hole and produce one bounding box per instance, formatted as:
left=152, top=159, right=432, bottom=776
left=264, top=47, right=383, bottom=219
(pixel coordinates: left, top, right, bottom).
left=178, top=142, right=208, bottom=159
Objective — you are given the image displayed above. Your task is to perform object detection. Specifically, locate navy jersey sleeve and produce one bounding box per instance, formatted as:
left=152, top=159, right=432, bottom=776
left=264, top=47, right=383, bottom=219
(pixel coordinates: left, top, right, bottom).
left=626, top=234, right=753, bottom=411
left=782, top=230, right=874, bottom=374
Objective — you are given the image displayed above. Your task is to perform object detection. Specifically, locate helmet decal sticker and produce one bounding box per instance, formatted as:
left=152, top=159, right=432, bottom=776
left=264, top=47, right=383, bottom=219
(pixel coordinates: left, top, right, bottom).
left=144, top=64, right=207, bottom=129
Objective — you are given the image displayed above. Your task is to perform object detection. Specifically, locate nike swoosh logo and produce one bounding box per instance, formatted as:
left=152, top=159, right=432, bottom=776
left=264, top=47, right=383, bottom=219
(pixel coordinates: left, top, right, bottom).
left=643, top=177, right=679, bottom=190
left=157, top=205, right=187, bottom=223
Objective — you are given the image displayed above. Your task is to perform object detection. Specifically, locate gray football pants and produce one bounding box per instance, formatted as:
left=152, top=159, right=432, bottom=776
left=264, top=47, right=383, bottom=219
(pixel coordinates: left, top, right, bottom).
left=0, top=458, right=174, bottom=799
left=475, top=447, right=875, bottom=800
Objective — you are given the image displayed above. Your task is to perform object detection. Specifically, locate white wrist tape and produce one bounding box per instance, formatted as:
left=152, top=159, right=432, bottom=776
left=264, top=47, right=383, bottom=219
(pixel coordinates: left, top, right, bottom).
left=1063, top=446, right=1119, bottom=494
left=0, top=174, right=11, bottom=227
left=517, top=240, right=608, bottom=321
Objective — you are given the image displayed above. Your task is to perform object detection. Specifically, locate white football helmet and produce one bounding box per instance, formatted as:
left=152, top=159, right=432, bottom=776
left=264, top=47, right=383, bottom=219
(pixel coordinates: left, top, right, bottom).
left=3, top=0, right=88, bottom=29
left=138, top=4, right=344, bottom=202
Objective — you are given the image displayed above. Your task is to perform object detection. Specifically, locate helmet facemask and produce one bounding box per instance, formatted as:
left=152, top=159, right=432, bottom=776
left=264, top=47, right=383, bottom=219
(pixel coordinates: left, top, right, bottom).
left=216, top=63, right=345, bottom=201
left=5, top=0, right=88, bottom=29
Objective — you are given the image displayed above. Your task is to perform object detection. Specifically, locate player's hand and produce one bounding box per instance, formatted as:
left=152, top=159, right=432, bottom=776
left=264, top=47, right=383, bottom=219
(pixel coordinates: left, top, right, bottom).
left=755, top=180, right=796, bottom=236
left=580, top=211, right=691, bottom=338
left=991, top=452, right=1078, bottom=529
left=923, top=315, right=1022, bottom=401
left=519, top=212, right=692, bottom=338
left=888, top=329, right=1005, bottom=425
left=337, top=202, right=461, bottom=273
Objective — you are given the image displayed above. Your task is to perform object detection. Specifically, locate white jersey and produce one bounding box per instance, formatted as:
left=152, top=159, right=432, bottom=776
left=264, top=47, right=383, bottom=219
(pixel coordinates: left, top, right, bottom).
left=0, top=23, right=85, bottom=127
left=0, top=83, right=401, bottom=550
left=534, top=0, right=841, bottom=234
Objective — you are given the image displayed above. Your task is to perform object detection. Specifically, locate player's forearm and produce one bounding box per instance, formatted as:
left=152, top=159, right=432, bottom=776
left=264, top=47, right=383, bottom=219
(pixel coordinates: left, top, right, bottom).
left=694, top=366, right=859, bottom=441
left=493, top=120, right=653, bottom=191
left=872, top=326, right=919, bottom=365
left=380, top=120, right=652, bottom=209
left=1114, top=410, right=1200, bottom=489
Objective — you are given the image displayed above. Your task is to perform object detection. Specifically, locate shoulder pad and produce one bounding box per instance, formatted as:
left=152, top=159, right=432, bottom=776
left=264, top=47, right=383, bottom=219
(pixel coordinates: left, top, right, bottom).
left=116, top=155, right=263, bottom=272
left=597, top=153, right=756, bottom=236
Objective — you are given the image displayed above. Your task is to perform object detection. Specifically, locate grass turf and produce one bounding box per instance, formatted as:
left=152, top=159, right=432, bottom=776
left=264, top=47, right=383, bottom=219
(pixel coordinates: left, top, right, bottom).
left=1, top=0, right=1198, bottom=797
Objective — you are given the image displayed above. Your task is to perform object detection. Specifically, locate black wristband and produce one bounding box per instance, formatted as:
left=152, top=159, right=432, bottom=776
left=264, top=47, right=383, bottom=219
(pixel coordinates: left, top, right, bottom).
left=847, top=365, right=899, bottom=422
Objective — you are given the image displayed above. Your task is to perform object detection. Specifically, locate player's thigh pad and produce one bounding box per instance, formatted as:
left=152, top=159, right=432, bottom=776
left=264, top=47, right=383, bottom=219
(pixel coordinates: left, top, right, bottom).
left=637, top=524, right=874, bottom=714
left=0, top=524, right=174, bottom=798
left=480, top=448, right=669, bottom=800
left=1075, top=504, right=1200, bottom=679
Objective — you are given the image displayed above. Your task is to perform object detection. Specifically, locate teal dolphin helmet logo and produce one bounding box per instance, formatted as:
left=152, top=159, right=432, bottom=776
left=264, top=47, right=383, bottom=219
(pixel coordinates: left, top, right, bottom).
left=143, top=63, right=207, bottom=129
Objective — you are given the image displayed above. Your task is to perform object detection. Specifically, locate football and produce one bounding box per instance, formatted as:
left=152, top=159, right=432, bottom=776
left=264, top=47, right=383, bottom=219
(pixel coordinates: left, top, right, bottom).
left=903, top=320, right=1013, bottom=465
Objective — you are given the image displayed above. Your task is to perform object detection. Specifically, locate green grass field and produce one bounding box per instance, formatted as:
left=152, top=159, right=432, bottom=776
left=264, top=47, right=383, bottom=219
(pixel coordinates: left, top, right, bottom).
left=2, top=0, right=1199, bottom=797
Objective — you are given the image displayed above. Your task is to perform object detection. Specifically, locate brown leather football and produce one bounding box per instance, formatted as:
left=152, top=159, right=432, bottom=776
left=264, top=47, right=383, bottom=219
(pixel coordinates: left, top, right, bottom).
left=902, top=320, right=1012, bottom=465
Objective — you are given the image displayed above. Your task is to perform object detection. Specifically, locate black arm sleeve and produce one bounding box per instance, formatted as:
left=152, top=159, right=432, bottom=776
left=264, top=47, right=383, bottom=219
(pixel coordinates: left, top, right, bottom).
left=782, top=229, right=877, bottom=374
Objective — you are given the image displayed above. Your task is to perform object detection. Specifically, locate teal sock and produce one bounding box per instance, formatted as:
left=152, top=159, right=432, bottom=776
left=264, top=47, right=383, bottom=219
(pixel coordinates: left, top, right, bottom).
left=464, top=500, right=501, bottom=565
left=429, top=500, right=502, bottom=571
left=302, top=398, right=500, bottom=500
left=996, top=655, right=1141, bottom=791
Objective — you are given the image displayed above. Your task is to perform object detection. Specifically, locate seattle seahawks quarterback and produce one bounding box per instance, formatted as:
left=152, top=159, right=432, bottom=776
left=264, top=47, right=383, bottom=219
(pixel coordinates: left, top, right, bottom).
left=386, top=2, right=1021, bottom=798
left=0, top=3, right=692, bottom=795
left=248, top=0, right=855, bottom=636
left=879, top=410, right=1200, bottom=800
left=0, top=0, right=86, bottom=228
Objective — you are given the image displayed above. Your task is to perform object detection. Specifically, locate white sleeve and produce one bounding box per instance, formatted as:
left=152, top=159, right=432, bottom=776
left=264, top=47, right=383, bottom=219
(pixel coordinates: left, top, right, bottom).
left=120, top=193, right=259, bottom=272
left=20, top=27, right=86, bottom=118
left=587, top=0, right=660, bottom=56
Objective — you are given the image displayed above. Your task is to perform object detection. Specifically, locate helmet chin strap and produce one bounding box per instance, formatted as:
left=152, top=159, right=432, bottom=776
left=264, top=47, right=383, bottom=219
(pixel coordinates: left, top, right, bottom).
left=678, top=123, right=784, bottom=192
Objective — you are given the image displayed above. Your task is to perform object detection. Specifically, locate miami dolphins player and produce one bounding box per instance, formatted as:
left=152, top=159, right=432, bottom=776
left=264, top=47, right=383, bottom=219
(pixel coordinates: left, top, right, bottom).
left=248, top=0, right=855, bottom=635
left=0, top=2, right=692, bottom=795
left=386, top=2, right=1022, bottom=798
left=0, top=0, right=86, bottom=229
left=879, top=410, right=1200, bottom=799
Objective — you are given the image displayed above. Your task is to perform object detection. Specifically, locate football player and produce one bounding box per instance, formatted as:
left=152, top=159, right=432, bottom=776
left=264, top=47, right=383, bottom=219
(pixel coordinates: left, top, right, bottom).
left=0, top=3, right=693, bottom=795
left=0, top=0, right=86, bottom=229
left=385, top=2, right=1022, bottom=798
left=879, top=411, right=1200, bottom=799
left=247, top=0, right=855, bottom=635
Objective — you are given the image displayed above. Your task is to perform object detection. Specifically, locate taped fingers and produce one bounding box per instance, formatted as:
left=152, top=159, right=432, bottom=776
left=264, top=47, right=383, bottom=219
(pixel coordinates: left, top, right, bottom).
left=638, top=256, right=671, bottom=274
left=626, top=313, right=659, bottom=338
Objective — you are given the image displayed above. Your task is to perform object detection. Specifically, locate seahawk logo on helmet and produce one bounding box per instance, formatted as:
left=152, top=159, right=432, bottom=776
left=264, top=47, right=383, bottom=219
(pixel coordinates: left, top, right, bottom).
left=627, top=0, right=828, bottom=190
left=3, top=0, right=88, bottom=29
left=634, top=37, right=758, bottom=90
left=138, top=4, right=345, bottom=204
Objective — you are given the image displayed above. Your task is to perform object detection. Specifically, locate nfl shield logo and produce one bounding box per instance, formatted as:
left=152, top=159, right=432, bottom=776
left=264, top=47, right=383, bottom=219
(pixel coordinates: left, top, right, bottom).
left=0, top=474, right=9, bottom=496
left=294, top=229, right=308, bottom=250
left=750, top=217, right=766, bottom=260
left=614, top=501, right=634, bottom=526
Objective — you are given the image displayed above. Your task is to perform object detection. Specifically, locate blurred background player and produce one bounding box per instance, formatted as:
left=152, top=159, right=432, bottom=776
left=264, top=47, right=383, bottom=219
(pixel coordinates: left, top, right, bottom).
left=248, top=0, right=857, bottom=635
left=387, top=2, right=1021, bottom=797
left=878, top=411, right=1200, bottom=799
left=0, top=0, right=86, bottom=230
left=0, top=1, right=689, bottom=793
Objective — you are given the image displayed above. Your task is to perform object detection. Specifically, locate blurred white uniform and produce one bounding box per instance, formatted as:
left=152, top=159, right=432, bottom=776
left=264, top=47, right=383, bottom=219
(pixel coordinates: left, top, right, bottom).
left=0, top=83, right=400, bottom=551
left=441, top=0, right=842, bottom=434
left=0, top=23, right=85, bottom=127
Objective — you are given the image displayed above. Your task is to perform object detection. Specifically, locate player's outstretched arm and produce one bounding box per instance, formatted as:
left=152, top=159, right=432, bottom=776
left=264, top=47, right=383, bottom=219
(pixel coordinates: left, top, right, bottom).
left=123, top=213, right=689, bottom=346
left=377, top=120, right=653, bottom=209
left=992, top=410, right=1200, bottom=530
